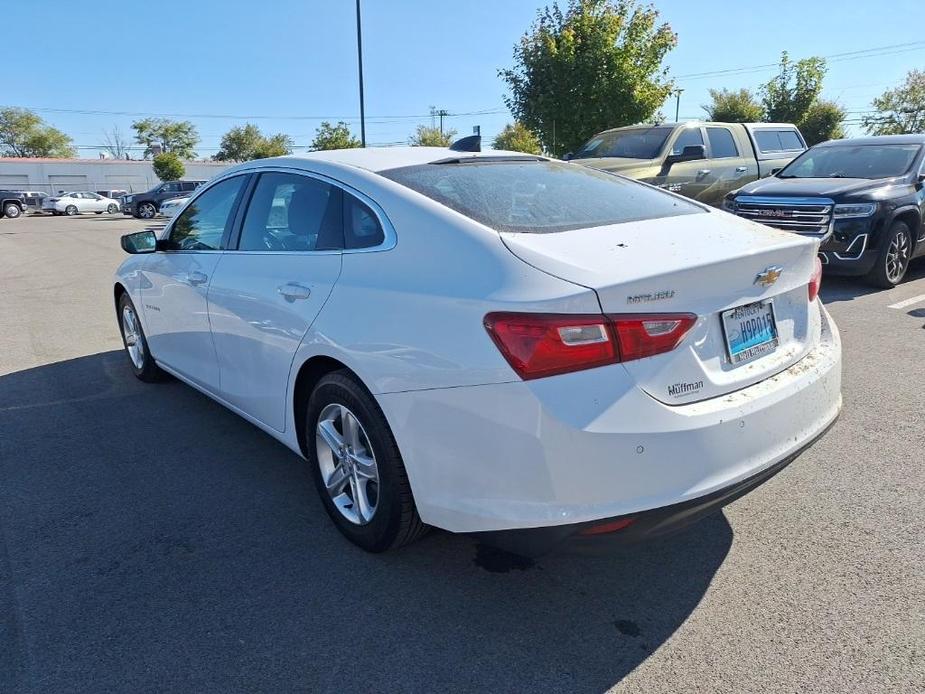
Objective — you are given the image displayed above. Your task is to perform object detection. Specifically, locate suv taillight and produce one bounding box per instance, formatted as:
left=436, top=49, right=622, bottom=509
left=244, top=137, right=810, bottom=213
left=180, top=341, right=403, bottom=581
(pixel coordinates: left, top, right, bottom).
left=484, top=312, right=697, bottom=380
left=808, top=256, right=823, bottom=302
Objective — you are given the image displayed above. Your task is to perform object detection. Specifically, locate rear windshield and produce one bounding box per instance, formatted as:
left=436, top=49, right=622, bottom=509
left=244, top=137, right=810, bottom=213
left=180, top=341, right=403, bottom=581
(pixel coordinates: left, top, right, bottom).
left=778, top=144, right=922, bottom=179
left=380, top=159, right=703, bottom=233
left=574, top=127, right=672, bottom=159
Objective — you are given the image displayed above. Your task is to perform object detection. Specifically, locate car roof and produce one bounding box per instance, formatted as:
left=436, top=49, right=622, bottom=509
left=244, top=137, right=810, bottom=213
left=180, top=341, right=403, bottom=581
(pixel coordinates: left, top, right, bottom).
left=245, top=147, right=536, bottom=174
left=816, top=134, right=925, bottom=147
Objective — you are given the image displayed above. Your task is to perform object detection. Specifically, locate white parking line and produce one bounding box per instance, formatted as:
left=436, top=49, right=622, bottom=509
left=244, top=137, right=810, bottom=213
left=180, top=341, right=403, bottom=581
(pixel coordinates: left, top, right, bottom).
left=888, top=294, right=925, bottom=310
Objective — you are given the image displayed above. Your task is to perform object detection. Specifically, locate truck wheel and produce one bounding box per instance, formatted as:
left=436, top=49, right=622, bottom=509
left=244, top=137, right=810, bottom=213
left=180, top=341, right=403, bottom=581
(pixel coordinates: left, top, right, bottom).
left=137, top=202, right=156, bottom=219
left=4, top=203, right=22, bottom=219
left=866, top=221, right=912, bottom=289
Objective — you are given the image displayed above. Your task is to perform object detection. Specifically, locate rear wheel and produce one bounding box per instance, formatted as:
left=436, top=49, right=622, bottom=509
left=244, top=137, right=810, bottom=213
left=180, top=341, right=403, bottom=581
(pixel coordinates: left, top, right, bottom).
left=117, top=293, right=165, bottom=382
left=4, top=203, right=22, bottom=219
left=305, top=371, right=427, bottom=552
left=867, top=221, right=912, bottom=288
left=65, top=205, right=78, bottom=216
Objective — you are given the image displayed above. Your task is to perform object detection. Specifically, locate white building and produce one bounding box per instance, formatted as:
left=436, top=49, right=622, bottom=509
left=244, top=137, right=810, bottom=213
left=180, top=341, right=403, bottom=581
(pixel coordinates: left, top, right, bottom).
left=0, top=157, right=230, bottom=195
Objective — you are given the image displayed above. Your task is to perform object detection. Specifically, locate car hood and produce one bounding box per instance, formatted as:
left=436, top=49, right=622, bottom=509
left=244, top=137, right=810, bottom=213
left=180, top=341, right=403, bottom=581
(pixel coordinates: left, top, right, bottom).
left=736, top=176, right=900, bottom=199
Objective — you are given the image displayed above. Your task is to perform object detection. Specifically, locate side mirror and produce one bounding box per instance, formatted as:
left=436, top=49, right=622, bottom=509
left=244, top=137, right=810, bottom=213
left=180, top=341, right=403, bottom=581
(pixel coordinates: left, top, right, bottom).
left=563, top=152, right=574, bottom=161
left=121, top=230, right=158, bottom=254
left=664, top=144, right=706, bottom=168
left=917, top=172, right=925, bottom=185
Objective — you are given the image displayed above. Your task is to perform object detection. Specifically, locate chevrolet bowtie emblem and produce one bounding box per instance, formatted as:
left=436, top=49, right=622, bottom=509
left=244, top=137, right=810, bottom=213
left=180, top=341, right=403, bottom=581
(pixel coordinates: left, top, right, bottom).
left=754, top=266, right=783, bottom=287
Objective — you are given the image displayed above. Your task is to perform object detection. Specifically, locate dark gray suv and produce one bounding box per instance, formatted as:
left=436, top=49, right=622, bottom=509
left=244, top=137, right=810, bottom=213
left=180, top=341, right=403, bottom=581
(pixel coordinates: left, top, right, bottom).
left=122, top=180, right=205, bottom=219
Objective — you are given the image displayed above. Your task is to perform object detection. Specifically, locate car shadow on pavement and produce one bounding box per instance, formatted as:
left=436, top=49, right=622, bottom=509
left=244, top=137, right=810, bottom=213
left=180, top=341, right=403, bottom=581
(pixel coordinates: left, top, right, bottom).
left=820, top=259, right=925, bottom=304
left=0, top=351, right=732, bottom=694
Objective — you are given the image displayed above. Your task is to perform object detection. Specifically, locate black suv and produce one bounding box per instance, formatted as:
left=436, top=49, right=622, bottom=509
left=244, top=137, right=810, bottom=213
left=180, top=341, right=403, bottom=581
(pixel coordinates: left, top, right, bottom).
left=122, top=180, right=205, bottom=219
left=0, top=191, right=27, bottom=219
left=725, top=135, right=925, bottom=288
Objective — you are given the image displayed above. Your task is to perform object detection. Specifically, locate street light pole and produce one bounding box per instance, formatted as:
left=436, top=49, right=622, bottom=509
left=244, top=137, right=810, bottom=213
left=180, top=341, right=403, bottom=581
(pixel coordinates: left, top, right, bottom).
left=356, top=0, right=366, bottom=147
left=674, top=88, right=684, bottom=122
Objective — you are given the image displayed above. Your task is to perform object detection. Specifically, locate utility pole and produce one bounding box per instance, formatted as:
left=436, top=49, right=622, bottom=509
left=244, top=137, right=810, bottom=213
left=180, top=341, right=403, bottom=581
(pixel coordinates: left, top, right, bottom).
left=674, top=88, right=684, bottom=122
left=355, top=0, right=366, bottom=146
left=437, top=109, right=449, bottom=136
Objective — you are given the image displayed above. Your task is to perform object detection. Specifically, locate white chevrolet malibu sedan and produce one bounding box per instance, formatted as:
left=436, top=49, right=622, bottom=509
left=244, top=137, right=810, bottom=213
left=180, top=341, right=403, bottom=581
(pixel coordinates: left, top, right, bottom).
left=43, top=191, right=122, bottom=215
left=113, top=145, right=842, bottom=555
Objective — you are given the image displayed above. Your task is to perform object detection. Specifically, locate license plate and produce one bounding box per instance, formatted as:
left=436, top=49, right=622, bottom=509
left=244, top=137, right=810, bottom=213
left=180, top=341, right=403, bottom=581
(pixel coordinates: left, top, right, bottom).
left=721, top=300, right=778, bottom=364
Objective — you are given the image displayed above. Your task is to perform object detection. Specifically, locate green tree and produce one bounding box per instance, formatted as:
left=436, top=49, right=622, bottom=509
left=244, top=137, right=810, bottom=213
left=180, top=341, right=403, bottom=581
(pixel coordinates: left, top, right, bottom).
left=761, top=51, right=826, bottom=125
left=409, top=125, right=456, bottom=147
left=311, top=121, right=362, bottom=150
left=799, top=100, right=846, bottom=145
left=862, top=69, right=925, bottom=135
left=492, top=122, right=543, bottom=153
left=499, top=0, right=676, bottom=157
left=0, top=107, right=75, bottom=158
left=152, top=152, right=185, bottom=181
left=214, top=123, right=293, bottom=161
left=132, top=117, right=199, bottom=159
left=702, top=88, right=765, bottom=122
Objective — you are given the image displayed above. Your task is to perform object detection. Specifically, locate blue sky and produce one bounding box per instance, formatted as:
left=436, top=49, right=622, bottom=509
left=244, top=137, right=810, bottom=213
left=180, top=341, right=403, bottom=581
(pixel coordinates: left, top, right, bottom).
left=7, top=0, right=924, bottom=157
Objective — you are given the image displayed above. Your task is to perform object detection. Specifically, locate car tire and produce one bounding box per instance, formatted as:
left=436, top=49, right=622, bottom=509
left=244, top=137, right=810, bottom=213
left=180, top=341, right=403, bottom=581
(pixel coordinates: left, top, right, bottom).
left=107, top=203, right=119, bottom=214
left=65, top=205, right=78, bottom=216
left=305, top=371, right=428, bottom=552
left=95, top=211, right=104, bottom=214
left=867, top=221, right=912, bottom=288
left=117, top=293, right=166, bottom=382
left=137, top=202, right=156, bottom=219
left=4, top=203, right=22, bottom=219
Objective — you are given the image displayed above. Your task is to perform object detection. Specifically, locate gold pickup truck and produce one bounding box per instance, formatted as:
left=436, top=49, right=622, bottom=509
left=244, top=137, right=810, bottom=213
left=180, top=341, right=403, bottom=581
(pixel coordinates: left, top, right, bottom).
left=567, top=122, right=807, bottom=206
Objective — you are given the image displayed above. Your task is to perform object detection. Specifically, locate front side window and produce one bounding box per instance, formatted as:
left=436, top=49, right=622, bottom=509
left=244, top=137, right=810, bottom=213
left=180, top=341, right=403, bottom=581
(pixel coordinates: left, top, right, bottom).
left=381, top=159, right=703, bottom=234
left=574, top=127, right=672, bottom=159
left=779, top=144, right=922, bottom=180
left=707, top=128, right=739, bottom=158
left=671, top=128, right=704, bottom=155
left=169, top=175, right=247, bottom=250
left=238, top=172, right=343, bottom=252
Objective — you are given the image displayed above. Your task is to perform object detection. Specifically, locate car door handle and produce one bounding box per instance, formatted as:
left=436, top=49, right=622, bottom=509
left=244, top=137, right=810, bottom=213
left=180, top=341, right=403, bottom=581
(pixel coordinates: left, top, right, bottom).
left=735, top=166, right=748, bottom=173
left=697, top=169, right=712, bottom=177
left=187, top=271, right=209, bottom=286
left=277, top=282, right=311, bottom=302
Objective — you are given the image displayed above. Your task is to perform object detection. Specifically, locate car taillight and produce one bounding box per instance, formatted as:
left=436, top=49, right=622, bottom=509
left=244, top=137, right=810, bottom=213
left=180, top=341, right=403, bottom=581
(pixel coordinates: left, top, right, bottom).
left=483, top=312, right=697, bottom=380
left=808, top=256, right=823, bottom=302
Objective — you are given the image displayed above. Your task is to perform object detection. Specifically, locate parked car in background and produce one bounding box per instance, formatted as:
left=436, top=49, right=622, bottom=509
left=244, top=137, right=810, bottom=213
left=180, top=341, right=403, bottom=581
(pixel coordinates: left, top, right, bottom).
left=113, top=146, right=841, bottom=556
left=19, top=191, right=47, bottom=211
left=96, top=189, right=128, bottom=202
left=42, top=191, right=122, bottom=216
left=122, top=180, right=205, bottom=219
left=725, top=135, right=925, bottom=288
left=158, top=195, right=189, bottom=218
left=0, top=190, right=27, bottom=218
left=568, top=122, right=806, bottom=206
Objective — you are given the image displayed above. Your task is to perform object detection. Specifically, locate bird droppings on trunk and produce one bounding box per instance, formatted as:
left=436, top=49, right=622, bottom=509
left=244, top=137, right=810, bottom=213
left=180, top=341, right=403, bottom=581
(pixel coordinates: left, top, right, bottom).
left=473, top=544, right=535, bottom=573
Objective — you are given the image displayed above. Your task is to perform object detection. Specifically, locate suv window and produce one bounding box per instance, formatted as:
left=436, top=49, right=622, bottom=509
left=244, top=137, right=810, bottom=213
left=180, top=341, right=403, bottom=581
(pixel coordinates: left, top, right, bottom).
left=707, top=127, right=739, bottom=158
left=169, top=176, right=247, bottom=251
left=160, top=182, right=181, bottom=193
left=671, top=128, right=704, bottom=155
left=754, top=129, right=804, bottom=153
left=344, top=194, right=385, bottom=249
left=181, top=181, right=199, bottom=191
left=238, top=172, right=343, bottom=252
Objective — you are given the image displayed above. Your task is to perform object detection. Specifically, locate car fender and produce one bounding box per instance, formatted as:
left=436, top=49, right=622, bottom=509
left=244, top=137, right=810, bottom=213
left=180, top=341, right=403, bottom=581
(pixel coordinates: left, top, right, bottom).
left=887, top=203, right=923, bottom=245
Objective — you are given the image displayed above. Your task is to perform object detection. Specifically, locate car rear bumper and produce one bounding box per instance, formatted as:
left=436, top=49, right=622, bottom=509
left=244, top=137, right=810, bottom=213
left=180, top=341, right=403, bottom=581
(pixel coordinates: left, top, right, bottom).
left=377, top=305, right=841, bottom=537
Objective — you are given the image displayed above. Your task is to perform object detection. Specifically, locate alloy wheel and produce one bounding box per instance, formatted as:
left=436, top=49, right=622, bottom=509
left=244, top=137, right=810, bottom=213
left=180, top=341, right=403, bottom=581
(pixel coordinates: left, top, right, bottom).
left=315, top=403, right=380, bottom=525
left=885, top=229, right=910, bottom=284
left=121, top=305, right=145, bottom=369
left=139, top=203, right=155, bottom=219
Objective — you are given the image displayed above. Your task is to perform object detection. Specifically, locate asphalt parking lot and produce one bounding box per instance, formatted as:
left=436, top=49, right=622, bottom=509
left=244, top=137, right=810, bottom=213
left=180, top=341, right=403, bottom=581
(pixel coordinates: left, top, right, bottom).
left=1, top=213, right=923, bottom=693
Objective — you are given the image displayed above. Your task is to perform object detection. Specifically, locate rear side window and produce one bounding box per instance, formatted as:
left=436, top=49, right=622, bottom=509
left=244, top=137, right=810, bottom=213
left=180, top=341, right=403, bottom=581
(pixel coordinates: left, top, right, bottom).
left=238, top=172, right=343, bottom=252
left=381, top=160, right=703, bottom=234
left=754, top=129, right=805, bottom=153
left=671, top=128, right=704, bottom=154
left=707, top=128, right=739, bottom=158
left=169, top=175, right=247, bottom=250
left=344, top=194, right=385, bottom=249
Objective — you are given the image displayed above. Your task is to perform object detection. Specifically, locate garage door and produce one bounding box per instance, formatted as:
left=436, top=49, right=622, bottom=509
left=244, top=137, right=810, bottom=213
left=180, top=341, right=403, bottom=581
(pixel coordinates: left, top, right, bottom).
left=0, top=174, right=29, bottom=189
left=48, top=175, right=89, bottom=193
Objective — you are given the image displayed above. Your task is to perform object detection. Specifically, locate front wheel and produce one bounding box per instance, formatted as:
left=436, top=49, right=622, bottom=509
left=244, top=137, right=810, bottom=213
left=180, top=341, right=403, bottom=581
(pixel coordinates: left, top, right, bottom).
left=117, top=293, right=165, bottom=382
left=867, top=221, right=912, bottom=288
left=137, top=202, right=156, bottom=219
left=65, top=205, right=78, bottom=216
left=4, top=203, right=22, bottom=219
left=107, top=203, right=119, bottom=214
left=305, top=371, right=427, bottom=552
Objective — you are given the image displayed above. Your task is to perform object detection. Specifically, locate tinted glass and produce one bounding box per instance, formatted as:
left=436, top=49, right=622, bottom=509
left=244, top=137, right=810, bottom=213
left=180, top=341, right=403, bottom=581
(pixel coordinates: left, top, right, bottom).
left=181, top=181, right=198, bottom=191
left=169, top=176, right=246, bottom=250
left=671, top=128, right=704, bottom=155
left=778, top=130, right=804, bottom=150
left=239, top=172, right=343, bottom=252
left=574, top=127, right=672, bottom=159
left=779, top=144, right=922, bottom=180
left=707, top=128, right=739, bottom=158
left=754, top=129, right=804, bottom=153
left=162, top=182, right=181, bottom=193
left=344, top=193, right=385, bottom=249
left=381, top=160, right=702, bottom=234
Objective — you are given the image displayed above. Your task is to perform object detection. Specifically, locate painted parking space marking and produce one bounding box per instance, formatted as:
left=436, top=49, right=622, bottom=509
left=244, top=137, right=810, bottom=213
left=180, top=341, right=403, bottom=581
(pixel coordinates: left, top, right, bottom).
left=888, top=294, right=925, bottom=310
